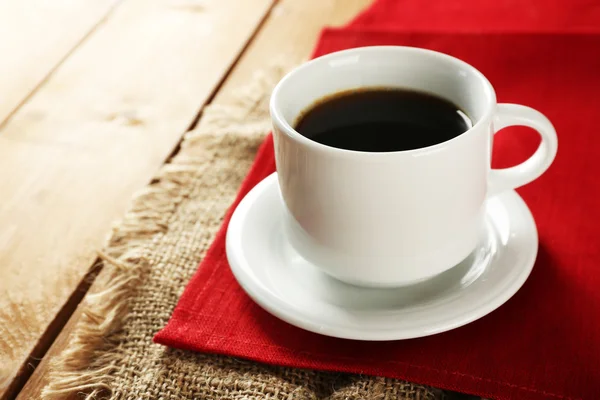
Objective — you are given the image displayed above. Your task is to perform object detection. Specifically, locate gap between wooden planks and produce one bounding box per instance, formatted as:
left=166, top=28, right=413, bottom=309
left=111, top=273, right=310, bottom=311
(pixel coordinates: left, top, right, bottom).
left=0, top=0, right=276, bottom=398
left=15, top=0, right=372, bottom=398
left=0, top=0, right=123, bottom=127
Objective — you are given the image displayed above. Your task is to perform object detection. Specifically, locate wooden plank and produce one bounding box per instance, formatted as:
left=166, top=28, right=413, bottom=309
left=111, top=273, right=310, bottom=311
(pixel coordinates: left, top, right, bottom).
left=0, top=0, right=275, bottom=397
left=0, top=0, right=123, bottom=125
left=215, top=0, right=370, bottom=104
left=15, top=0, right=371, bottom=398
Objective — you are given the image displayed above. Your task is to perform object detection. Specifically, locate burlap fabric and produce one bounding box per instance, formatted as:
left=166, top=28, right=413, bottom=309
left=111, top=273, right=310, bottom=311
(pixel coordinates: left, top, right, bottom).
left=40, top=68, right=453, bottom=400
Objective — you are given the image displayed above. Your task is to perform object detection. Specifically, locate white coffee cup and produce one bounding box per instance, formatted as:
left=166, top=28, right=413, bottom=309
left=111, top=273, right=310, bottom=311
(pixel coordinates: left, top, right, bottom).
left=270, top=46, right=557, bottom=287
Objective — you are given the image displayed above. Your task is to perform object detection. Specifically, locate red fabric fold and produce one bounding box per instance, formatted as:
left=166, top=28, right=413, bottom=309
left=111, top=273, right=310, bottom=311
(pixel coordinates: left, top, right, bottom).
left=155, top=30, right=600, bottom=400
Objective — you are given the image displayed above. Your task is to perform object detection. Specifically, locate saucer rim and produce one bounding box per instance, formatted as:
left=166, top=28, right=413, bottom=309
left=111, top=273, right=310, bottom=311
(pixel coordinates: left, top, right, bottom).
left=226, top=172, right=538, bottom=341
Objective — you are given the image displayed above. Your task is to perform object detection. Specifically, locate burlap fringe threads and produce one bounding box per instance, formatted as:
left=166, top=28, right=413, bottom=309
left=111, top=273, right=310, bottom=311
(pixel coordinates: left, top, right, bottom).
left=40, top=67, right=286, bottom=400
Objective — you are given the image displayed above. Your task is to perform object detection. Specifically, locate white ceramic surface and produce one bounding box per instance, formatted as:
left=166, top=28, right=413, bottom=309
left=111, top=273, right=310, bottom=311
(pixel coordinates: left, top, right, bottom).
left=270, top=46, right=556, bottom=287
left=226, top=173, right=538, bottom=341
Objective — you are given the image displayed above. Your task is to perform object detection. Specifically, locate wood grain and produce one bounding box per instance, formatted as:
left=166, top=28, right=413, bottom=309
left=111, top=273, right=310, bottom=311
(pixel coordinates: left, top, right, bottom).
left=0, top=0, right=274, bottom=397
left=214, top=0, right=371, bottom=105
left=14, top=0, right=371, bottom=398
left=0, top=0, right=123, bottom=126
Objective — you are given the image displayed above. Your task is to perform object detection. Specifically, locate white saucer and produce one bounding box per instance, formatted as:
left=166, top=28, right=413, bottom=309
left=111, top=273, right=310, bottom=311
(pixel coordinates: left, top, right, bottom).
left=226, top=173, right=538, bottom=341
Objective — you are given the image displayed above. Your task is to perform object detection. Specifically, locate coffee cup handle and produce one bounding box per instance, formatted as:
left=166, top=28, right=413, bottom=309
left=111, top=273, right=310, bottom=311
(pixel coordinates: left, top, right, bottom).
left=488, top=104, right=558, bottom=196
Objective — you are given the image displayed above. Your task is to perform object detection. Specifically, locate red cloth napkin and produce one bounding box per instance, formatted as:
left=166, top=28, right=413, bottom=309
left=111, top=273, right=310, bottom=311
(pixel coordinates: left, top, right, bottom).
left=155, top=31, right=600, bottom=400
left=156, top=2, right=600, bottom=399
left=347, top=0, right=600, bottom=32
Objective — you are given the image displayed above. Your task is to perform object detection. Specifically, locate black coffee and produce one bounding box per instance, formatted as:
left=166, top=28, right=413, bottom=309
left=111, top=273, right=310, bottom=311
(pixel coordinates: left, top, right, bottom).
left=295, top=88, right=471, bottom=152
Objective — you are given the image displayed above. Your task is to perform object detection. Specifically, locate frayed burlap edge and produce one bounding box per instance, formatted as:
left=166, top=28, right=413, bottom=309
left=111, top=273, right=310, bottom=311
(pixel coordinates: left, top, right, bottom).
left=39, top=65, right=288, bottom=400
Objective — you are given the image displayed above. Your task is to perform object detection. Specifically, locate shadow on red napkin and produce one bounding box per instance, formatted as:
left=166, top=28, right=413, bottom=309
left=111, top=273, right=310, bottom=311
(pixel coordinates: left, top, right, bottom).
left=155, top=31, right=600, bottom=400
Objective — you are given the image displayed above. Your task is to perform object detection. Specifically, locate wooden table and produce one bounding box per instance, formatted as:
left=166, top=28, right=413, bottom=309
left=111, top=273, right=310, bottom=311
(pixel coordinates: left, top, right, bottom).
left=0, top=0, right=372, bottom=398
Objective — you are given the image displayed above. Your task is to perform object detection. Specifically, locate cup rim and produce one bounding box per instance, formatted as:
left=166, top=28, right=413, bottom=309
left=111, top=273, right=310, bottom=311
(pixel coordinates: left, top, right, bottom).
left=270, top=46, right=497, bottom=158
